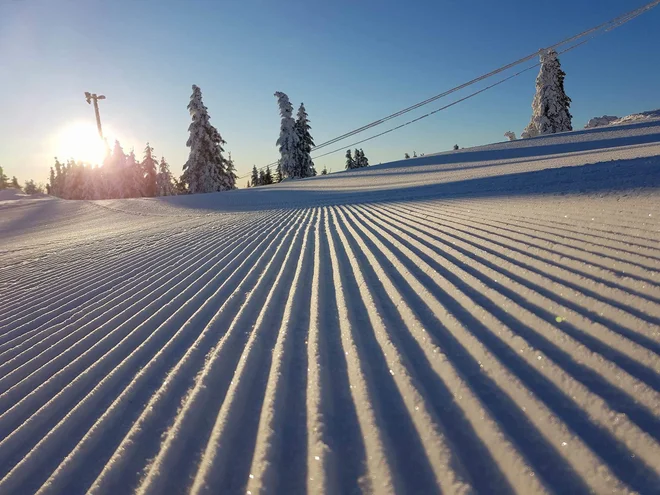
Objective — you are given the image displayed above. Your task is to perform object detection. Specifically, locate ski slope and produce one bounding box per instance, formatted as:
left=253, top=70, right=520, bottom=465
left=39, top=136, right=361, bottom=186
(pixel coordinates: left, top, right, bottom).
left=1, top=121, right=660, bottom=494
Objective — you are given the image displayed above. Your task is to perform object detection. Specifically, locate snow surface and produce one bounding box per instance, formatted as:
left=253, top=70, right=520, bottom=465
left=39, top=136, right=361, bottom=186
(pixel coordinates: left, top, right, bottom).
left=1, top=120, right=659, bottom=494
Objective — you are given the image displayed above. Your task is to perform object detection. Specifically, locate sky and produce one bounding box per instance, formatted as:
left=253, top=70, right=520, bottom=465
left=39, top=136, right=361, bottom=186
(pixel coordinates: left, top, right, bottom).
left=1, top=0, right=659, bottom=186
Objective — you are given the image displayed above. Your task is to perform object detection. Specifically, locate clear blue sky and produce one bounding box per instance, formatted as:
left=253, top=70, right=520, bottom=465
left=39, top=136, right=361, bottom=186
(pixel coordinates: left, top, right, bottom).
left=1, top=0, right=658, bottom=185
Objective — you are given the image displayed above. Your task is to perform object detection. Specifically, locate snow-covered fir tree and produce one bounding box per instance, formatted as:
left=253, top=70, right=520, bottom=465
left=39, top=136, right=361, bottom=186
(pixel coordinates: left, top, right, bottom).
left=125, top=150, right=144, bottom=198
left=264, top=165, right=273, bottom=184
left=141, top=143, right=158, bottom=197
left=157, top=157, right=175, bottom=196
left=345, top=149, right=356, bottom=169
left=64, top=160, right=83, bottom=199
left=274, top=91, right=299, bottom=179
left=275, top=161, right=283, bottom=183
left=48, top=167, right=56, bottom=195
left=182, top=85, right=232, bottom=193
left=259, top=169, right=266, bottom=186
left=225, top=152, right=237, bottom=190
left=522, top=48, right=572, bottom=138
left=294, top=103, right=315, bottom=178
left=251, top=165, right=259, bottom=187
left=24, top=179, right=40, bottom=195
left=53, top=158, right=64, bottom=197
left=82, top=165, right=100, bottom=199
left=0, top=166, right=8, bottom=190
left=108, top=140, right=127, bottom=198
left=355, top=149, right=369, bottom=168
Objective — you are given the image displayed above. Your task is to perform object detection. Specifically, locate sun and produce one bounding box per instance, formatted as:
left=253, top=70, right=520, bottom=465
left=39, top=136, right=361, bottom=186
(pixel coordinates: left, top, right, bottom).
left=53, top=122, right=110, bottom=165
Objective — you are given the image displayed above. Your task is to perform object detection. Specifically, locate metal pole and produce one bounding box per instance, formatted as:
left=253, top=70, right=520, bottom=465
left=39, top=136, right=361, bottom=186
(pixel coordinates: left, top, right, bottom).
left=92, top=97, right=103, bottom=139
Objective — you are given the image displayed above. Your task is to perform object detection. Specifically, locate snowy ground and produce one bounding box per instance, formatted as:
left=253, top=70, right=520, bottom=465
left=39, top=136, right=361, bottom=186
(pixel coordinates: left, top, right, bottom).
left=1, top=120, right=659, bottom=494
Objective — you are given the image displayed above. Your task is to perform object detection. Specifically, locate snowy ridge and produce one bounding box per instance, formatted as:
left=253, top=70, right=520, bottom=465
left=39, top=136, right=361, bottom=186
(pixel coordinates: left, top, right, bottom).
left=1, top=122, right=659, bottom=494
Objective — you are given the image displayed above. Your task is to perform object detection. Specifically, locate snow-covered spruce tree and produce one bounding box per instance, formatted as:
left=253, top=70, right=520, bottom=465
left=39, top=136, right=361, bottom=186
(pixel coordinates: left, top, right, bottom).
left=108, top=140, right=127, bottom=198
left=24, top=179, right=39, bottom=195
left=504, top=131, right=517, bottom=141
left=64, top=161, right=83, bottom=199
left=294, top=103, right=315, bottom=178
left=275, top=161, right=283, bottom=183
left=82, top=165, right=100, bottom=199
left=345, top=149, right=355, bottom=169
left=225, top=152, right=237, bottom=190
left=259, top=169, right=266, bottom=186
left=157, top=157, right=175, bottom=196
left=274, top=91, right=299, bottom=179
left=264, top=165, right=273, bottom=184
left=48, top=167, right=56, bottom=195
left=183, top=85, right=231, bottom=194
left=142, top=143, right=158, bottom=197
left=53, top=158, right=64, bottom=197
left=522, top=48, right=572, bottom=138
left=356, top=148, right=369, bottom=167
left=126, top=150, right=144, bottom=198
left=0, top=166, right=7, bottom=190
left=251, top=165, right=260, bottom=187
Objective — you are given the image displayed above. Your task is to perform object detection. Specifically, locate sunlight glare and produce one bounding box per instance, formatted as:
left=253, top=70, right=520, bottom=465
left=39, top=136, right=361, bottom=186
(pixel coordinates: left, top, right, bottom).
left=53, top=122, right=111, bottom=165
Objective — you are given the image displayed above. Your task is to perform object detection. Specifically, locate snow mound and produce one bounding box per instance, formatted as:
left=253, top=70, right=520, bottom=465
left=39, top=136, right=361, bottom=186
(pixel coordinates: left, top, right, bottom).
left=584, top=115, right=620, bottom=129
left=0, top=188, right=50, bottom=202
left=585, top=109, right=660, bottom=129
left=0, top=188, right=29, bottom=201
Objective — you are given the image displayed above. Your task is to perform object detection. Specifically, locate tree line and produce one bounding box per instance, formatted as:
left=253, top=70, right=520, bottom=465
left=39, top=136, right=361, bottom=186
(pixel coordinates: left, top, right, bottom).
left=45, top=142, right=178, bottom=200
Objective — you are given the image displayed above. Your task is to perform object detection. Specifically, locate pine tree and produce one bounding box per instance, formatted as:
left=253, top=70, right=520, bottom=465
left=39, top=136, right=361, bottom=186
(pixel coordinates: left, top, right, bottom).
left=109, top=140, right=127, bottom=198
left=264, top=166, right=273, bottom=185
left=275, top=160, right=283, bottom=183
left=294, top=102, right=315, bottom=178
left=0, top=166, right=9, bottom=190
left=404, top=153, right=410, bottom=159
left=251, top=165, right=260, bottom=187
left=345, top=149, right=355, bottom=170
left=274, top=91, right=299, bottom=179
left=321, top=165, right=328, bottom=175
left=82, top=165, right=100, bottom=200
left=183, top=84, right=231, bottom=193
left=10, top=176, right=21, bottom=190
left=53, top=158, right=64, bottom=197
left=156, top=157, right=175, bottom=196
left=522, top=48, right=572, bottom=138
left=64, top=161, right=83, bottom=199
left=246, top=181, right=250, bottom=188
left=142, top=143, right=158, bottom=197
left=225, top=152, right=237, bottom=190
left=356, top=149, right=369, bottom=167
left=259, top=169, right=266, bottom=186
left=24, top=179, right=39, bottom=195
left=126, top=150, right=144, bottom=198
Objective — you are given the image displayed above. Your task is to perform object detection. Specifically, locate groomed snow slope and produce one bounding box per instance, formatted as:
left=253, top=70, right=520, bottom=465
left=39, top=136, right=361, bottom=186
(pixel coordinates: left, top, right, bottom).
left=1, top=121, right=660, bottom=494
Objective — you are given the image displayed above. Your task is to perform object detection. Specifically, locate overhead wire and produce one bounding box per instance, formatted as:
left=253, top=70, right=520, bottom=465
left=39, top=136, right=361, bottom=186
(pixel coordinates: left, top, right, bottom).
left=310, top=36, right=597, bottom=161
